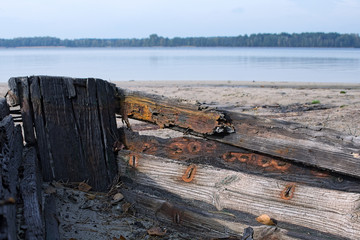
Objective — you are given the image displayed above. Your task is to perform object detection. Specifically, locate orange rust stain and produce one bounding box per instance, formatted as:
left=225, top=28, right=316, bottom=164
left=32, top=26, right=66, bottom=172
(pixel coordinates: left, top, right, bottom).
left=182, top=165, right=197, bottom=183
left=269, top=160, right=290, bottom=171
left=280, top=183, right=296, bottom=200
left=222, top=152, right=238, bottom=162
left=141, top=143, right=157, bottom=155
left=129, top=154, right=139, bottom=168
left=237, top=153, right=253, bottom=163
left=259, top=158, right=290, bottom=171
left=168, top=142, right=186, bottom=156
left=223, top=152, right=291, bottom=172
left=187, top=141, right=202, bottom=153
left=123, top=96, right=223, bottom=134
left=310, top=170, right=330, bottom=178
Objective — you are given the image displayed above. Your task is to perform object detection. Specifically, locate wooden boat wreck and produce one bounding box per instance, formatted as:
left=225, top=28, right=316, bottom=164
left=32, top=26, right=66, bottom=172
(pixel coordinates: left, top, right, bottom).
left=1, top=76, right=360, bottom=239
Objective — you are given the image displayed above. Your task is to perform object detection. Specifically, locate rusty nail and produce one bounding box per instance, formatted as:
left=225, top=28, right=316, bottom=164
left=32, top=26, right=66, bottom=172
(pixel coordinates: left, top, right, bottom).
left=129, top=154, right=138, bottom=168
left=222, top=152, right=237, bottom=162
left=169, top=142, right=185, bottom=155
left=182, top=165, right=197, bottom=182
left=238, top=154, right=250, bottom=163
left=281, top=183, right=296, bottom=200
left=187, top=141, right=201, bottom=153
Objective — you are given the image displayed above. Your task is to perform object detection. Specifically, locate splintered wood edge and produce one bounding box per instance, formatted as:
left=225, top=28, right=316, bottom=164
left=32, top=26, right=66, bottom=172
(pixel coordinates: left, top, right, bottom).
left=116, top=88, right=234, bottom=134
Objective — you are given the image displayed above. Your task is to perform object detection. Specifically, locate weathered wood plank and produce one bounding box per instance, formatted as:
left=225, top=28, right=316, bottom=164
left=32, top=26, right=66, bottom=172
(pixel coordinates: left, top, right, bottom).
left=38, top=76, right=87, bottom=182
left=96, top=79, right=118, bottom=183
left=7, top=77, right=20, bottom=107
left=70, top=78, right=111, bottom=190
left=121, top=189, right=299, bottom=240
left=116, top=88, right=234, bottom=134
left=121, top=128, right=360, bottom=193
left=117, top=151, right=360, bottom=239
left=30, top=76, right=55, bottom=181
left=22, top=76, right=118, bottom=191
left=13, top=77, right=37, bottom=144
left=20, top=146, right=44, bottom=240
left=208, top=111, right=360, bottom=179
left=0, top=115, right=22, bottom=240
left=116, top=90, right=360, bottom=179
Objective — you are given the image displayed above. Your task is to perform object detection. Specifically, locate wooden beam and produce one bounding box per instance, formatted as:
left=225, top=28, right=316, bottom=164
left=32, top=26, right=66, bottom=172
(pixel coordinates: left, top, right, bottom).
left=20, top=147, right=44, bottom=240
left=116, top=88, right=234, bottom=135
left=116, top=90, right=360, bottom=179
left=120, top=128, right=360, bottom=193
left=121, top=189, right=299, bottom=240
left=208, top=112, right=360, bottom=179
left=117, top=151, right=360, bottom=239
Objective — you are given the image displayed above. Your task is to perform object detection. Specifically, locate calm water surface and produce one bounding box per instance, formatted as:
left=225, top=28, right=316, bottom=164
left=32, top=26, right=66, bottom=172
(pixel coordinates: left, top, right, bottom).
left=0, top=47, right=359, bottom=83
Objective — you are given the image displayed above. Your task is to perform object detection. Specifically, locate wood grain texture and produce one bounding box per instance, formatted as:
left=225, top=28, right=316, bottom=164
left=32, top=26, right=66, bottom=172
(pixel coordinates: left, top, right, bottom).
left=9, top=76, right=119, bottom=191
left=121, top=128, right=360, bottom=193
left=209, top=111, right=360, bottom=179
left=30, top=76, right=54, bottom=181
left=14, top=77, right=36, bottom=144
left=70, top=77, right=113, bottom=190
left=121, top=189, right=299, bottom=240
left=116, top=88, right=234, bottom=134
left=118, top=151, right=360, bottom=239
left=115, top=89, right=360, bottom=179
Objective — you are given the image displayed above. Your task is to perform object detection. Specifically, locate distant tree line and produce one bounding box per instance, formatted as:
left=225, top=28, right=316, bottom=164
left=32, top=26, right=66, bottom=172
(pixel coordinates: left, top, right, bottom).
left=1, top=33, right=360, bottom=48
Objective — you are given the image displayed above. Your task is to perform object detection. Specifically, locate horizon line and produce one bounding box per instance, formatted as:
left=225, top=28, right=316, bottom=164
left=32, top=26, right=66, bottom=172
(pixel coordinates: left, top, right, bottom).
left=2, top=32, right=360, bottom=40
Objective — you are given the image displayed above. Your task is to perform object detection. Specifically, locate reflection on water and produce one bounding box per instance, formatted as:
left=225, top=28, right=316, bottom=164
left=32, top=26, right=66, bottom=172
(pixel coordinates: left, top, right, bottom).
left=0, top=47, right=359, bottom=83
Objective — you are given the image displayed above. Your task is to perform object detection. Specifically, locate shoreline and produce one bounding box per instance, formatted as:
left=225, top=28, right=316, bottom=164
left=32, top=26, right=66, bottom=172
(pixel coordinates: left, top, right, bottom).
left=1, top=80, right=359, bottom=136
left=113, top=80, right=360, bottom=89
left=3, top=80, right=360, bottom=90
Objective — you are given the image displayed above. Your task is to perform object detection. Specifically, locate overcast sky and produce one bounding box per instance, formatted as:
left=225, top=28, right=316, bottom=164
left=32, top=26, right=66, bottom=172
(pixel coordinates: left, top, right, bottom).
left=1, top=0, right=359, bottom=39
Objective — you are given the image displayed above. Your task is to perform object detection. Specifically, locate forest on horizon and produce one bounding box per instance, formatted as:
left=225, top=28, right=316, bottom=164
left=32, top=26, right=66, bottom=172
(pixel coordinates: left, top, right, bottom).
left=1, top=32, right=360, bottom=48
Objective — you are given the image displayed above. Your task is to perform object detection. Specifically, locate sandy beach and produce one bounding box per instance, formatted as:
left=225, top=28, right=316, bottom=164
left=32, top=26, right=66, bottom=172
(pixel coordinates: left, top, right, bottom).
left=114, top=80, right=360, bottom=136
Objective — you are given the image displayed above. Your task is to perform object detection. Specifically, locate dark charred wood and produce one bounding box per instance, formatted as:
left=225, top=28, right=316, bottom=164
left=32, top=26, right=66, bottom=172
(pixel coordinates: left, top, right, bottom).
left=13, top=77, right=36, bottom=144
left=20, top=147, right=44, bottom=240
left=30, top=76, right=53, bottom=181
left=0, top=114, right=23, bottom=240
left=10, top=76, right=119, bottom=191
left=0, top=98, right=10, bottom=120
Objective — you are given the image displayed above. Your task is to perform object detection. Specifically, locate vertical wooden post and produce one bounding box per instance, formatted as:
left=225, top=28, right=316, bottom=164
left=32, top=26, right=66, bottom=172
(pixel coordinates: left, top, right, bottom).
left=11, top=76, right=118, bottom=191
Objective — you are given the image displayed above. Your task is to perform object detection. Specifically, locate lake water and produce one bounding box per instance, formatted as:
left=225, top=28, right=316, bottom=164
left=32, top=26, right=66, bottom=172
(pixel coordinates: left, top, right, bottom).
left=0, top=47, right=359, bottom=83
